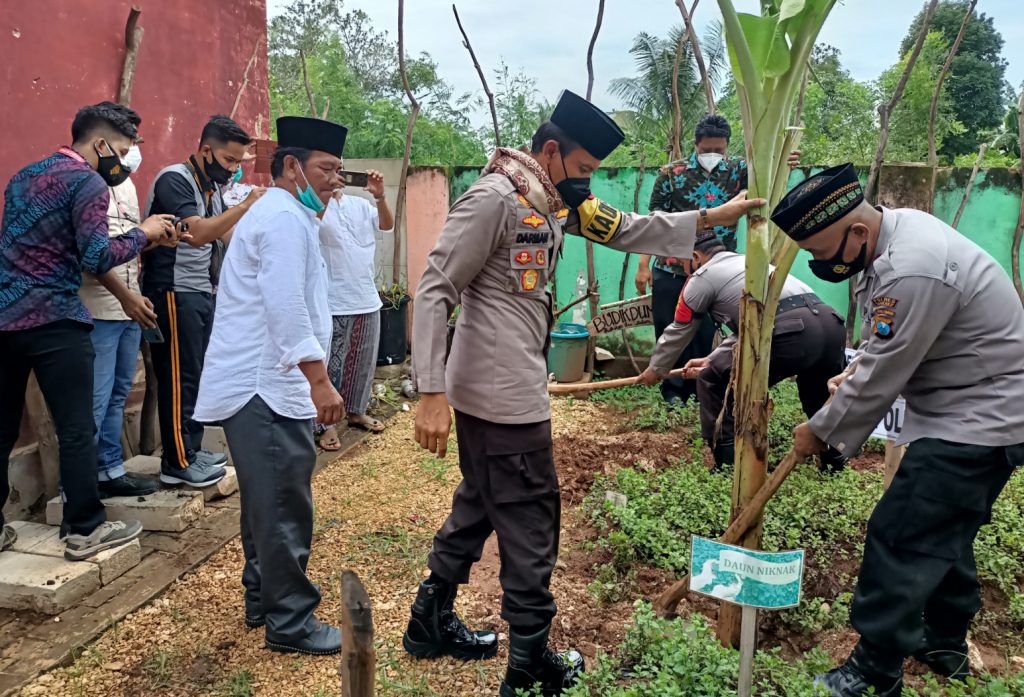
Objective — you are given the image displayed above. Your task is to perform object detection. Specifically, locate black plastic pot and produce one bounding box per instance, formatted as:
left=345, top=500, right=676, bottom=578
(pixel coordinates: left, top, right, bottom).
left=377, top=296, right=409, bottom=366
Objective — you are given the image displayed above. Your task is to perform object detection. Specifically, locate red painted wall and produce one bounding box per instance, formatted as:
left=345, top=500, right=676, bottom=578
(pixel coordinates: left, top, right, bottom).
left=0, top=0, right=269, bottom=196
left=1, top=0, right=269, bottom=447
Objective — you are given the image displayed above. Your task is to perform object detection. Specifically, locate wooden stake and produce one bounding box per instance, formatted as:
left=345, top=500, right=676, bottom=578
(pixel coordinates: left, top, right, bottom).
left=737, top=605, right=758, bottom=697
left=883, top=439, right=906, bottom=491
left=230, top=38, right=264, bottom=120
left=118, top=6, right=143, bottom=106
left=549, top=367, right=685, bottom=394
left=339, top=571, right=375, bottom=697
left=452, top=5, right=500, bottom=147
left=394, top=0, right=421, bottom=287
left=865, top=0, right=939, bottom=200
left=1013, top=90, right=1024, bottom=305
left=927, top=0, right=976, bottom=167
left=583, top=0, right=606, bottom=379
left=952, top=142, right=988, bottom=229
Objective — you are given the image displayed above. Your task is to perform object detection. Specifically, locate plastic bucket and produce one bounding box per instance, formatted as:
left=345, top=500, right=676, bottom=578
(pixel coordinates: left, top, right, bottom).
left=547, top=322, right=590, bottom=383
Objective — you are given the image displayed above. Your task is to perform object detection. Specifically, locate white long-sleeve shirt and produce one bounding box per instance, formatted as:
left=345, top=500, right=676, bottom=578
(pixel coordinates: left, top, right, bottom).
left=194, top=187, right=331, bottom=422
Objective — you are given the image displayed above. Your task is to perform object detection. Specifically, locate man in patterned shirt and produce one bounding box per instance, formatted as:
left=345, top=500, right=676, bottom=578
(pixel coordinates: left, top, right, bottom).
left=0, top=102, right=184, bottom=560
left=637, top=115, right=797, bottom=404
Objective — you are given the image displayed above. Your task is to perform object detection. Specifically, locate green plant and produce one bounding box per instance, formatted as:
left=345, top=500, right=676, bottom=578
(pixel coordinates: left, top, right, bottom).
left=378, top=281, right=409, bottom=309
left=220, top=669, right=255, bottom=697
left=779, top=593, right=852, bottom=635
left=590, top=384, right=696, bottom=434
left=143, top=651, right=174, bottom=690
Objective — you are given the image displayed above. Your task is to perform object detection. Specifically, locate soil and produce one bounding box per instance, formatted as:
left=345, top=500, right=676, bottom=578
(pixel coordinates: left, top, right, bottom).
left=16, top=395, right=1022, bottom=696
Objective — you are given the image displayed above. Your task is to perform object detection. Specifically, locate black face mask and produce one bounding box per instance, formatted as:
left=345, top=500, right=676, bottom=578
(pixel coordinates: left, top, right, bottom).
left=808, top=226, right=867, bottom=282
left=95, top=141, right=129, bottom=187
left=202, top=149, right=234, bottom=186
left=553, top=150, right=592, bottom=209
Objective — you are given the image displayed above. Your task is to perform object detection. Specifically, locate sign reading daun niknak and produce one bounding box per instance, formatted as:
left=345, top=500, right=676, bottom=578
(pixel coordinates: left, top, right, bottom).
left=586, top=295, right=654, bottom=335
left=689, top=536, right=805, bottom=609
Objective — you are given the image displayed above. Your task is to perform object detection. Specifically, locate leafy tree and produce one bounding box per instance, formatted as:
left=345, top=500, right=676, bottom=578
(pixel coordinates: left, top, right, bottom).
left=797, top=46, right=877, bottom=165
left=878, top=32, right=963, bottom=164
left=899, top=0, right=1010, bottom=158
left=491, top=62, right=547, bottom=151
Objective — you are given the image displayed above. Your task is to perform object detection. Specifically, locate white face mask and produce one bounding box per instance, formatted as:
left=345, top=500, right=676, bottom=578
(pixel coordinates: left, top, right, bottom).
left=697, top=152, right=724, bottom=172
left=124, top=144, right=142, bottom=173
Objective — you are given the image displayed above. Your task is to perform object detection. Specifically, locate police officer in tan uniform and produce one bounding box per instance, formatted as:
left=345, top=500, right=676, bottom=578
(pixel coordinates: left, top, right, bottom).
left=638, top=232, right=847, bottom=471
left=404, top=90, right=765, bottom=696
left=774, top=164, right=1024, bottom=697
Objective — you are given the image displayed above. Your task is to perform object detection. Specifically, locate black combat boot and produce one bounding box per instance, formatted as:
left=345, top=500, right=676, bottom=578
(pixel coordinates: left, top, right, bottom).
left=711, top=440, right=735, bottom=471
left=499, top=624, right=585, bottom=697
left=814, top=641, right=904, bottom=697
left=912, top=627, right=972, bottom=682
left=403, top=578, right=498, bottom=660
left=818, top=446, right=848, bottom=474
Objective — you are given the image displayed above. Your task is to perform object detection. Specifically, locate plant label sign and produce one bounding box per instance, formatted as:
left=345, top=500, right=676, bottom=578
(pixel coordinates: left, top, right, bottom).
left=844, top=349, right=905, bottom=441
left=689, top=536, right=804, bottom=609
left=586, top=295, right=653, bottom=335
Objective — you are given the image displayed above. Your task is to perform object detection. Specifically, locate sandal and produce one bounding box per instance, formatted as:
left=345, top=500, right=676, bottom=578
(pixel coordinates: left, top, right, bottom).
left=318, top=426, right=342, bottom=451
left=347, top=415, right=385, bottom=433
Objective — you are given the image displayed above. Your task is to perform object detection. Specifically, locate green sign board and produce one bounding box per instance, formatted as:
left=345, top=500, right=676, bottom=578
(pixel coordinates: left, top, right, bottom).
left=689, top=536, right=805, bottom=609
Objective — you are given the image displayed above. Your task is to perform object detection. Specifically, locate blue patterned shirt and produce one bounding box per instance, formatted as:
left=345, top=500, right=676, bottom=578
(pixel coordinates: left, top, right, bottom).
left=648, top=152, right=747, bottom=274
left=0, top=151, right=147, bottom=330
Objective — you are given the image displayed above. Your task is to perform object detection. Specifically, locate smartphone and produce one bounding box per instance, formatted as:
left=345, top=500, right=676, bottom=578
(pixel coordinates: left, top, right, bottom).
left=142, top=326, right=165, bottom=344
left=340, top=170, right=369, bottom=188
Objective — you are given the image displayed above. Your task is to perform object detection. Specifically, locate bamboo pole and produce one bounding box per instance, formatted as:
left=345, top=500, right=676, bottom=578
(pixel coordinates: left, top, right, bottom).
left=865, top=0, right=939, bottom=200
left=927, top=0, right=976, bottom=167
left=453, top=5, right=501, bottom=147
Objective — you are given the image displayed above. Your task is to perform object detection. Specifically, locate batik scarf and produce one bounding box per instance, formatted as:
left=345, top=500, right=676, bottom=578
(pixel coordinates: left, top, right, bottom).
left=484, top=147, right=563, bottom=215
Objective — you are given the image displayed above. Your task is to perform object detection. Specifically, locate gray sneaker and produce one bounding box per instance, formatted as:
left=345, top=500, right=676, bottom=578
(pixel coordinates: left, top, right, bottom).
left=196, top=449, right=228, bottom=466
left=160, top=458, right=226, bottom=488
left=64, top=520, right=142, bottom=561
left=1, top=524, right=16, bottom=552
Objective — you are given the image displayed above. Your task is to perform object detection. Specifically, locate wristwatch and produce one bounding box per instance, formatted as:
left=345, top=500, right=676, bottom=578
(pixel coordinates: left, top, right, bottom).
left=699, top=207, right=711, bottom=230
left=374, top=195, right=386, bottom=203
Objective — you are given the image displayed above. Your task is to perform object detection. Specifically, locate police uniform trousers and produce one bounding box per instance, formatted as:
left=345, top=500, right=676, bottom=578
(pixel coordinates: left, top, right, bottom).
left=851, top=439, right=1017, bottom=657
left=653, top=266, right=717, bottom=404
left=427, top=410, right=560, bottom=629
left=222, top=395, right=322, bottom=642
left=697, top=300, right=846, bottom=445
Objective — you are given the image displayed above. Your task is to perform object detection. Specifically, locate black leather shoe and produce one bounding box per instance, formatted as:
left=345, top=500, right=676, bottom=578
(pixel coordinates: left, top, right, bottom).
left=499, top=624, right=585, bottom=697
left=265, top=620, right=341, bottom=656
left=403, top=579, right=498, bottom=660
left=98, top=473, right=159, bottom=499
left=245, top=583, right=321, bottom=629
left=913, top=642, right=971, bottom=682
left=814, top=643, right=903, bottom=697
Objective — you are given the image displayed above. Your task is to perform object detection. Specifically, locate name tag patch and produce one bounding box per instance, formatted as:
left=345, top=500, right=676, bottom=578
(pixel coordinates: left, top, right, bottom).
left=516, top=231, right=550, bottom=244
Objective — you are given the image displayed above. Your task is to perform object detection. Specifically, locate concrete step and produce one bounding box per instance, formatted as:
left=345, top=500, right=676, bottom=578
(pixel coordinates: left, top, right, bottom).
left=202, top=426, right=232, bottom=465
left=0, top=551, right=100, bottom=614
left=6, top=521, right=141, bottom=586
left=46, top=489, right=204, bottom=533
left=123, top=456, right=237, bottom=502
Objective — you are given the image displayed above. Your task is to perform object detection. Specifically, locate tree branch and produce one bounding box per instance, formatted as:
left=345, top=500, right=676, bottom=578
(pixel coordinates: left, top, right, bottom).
left=553, top=289, right=598, bottom=319
left=952, top=142, right=987, bottom=229
left=585, top=0, right=607, bottom=101
left=453, top=5, right=501, bottom=148
left=117, top=6, right=143, bottom=106
left=676, top=0, right=714, bottom=114
left=670, top=32, right=685, bottom=160
left=928, top=0, right=976, bottom=166
left=583, top=0, right=607, bottom=379
left=231, top=37, right=263, bottom=119
left=866, top=0, right=939, bottom=200
left=299, top=48, right=318, bottom=116
left=393, top=0, right=421, bottom=285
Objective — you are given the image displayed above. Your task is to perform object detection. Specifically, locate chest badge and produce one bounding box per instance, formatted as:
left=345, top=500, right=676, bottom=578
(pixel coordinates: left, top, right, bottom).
left=515, top=250, right=533, bottom=265
left=536, top=250, right=547, bottom=266
left=521, top=269, right=539, bottom=291
left=522, top=213, right=545, bottom=229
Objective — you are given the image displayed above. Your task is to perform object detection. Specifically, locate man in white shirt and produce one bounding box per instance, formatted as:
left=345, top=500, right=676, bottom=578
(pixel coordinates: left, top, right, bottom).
left=194, top=116, right=346, bottom=656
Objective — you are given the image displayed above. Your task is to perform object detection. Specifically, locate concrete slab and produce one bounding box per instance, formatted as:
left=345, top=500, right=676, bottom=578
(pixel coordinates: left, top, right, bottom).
left=123, top=455, right=160, bottom=477
left=46, top=490, right=204, bottom=532
left=0, top=551, right=100, bottom=614
left=7, top=523, right=142, bottom=586
left=201, top=426, right=232, bottom=465
left=194, top=465, right=238, bottom=501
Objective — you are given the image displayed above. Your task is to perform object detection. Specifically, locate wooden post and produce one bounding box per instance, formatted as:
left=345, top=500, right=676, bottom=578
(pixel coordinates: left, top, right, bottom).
left=24, top=375, right=60, bottom=497
left=340, top=570, right=375, bottom=697
left=883, top=440, right=906, bottom=491
left=118, top=6, right=144, bottom=106
left=582, top=0, right=606, bottom=380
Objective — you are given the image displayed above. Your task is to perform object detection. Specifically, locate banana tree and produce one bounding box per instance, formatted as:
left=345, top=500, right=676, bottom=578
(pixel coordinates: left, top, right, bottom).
left=716, top=0, right=837, bottom=646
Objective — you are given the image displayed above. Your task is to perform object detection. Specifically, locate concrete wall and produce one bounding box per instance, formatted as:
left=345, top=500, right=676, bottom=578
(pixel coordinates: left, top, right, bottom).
left=342, top=158, right=403, bottom=288
left=405, top=167, right=450, bottom=296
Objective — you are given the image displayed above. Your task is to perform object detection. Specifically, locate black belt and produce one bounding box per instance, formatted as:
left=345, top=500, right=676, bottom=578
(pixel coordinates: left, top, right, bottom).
left=776, top=293, right=823, bottom=315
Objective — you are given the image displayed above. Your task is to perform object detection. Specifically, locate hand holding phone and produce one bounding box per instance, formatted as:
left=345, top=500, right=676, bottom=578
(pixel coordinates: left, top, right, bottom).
left=340, top=170, right=369, bottom=189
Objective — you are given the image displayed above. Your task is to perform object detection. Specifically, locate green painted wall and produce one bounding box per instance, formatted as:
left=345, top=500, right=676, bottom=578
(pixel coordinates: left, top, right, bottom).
left=448, top=165, right=1023, bottom=331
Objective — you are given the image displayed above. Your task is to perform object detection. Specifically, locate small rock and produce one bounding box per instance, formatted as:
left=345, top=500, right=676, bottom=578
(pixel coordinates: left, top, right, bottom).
left=53, top=617, right=60, bottom=623
left=967, top=640, right=985, bottom=671
left=821, top=603, right=831, bottom=613
left=1009, top=655, right=1024, bottom=671
left=102, top=662, right=124, bottom=671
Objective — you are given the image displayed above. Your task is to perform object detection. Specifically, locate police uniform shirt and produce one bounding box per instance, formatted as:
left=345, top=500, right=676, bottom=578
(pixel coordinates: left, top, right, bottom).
left=413, top=173, right=701, bottom=424
left=810, top=207, right=1024, bottom=455
left=648, top=252, right=814, bottom=374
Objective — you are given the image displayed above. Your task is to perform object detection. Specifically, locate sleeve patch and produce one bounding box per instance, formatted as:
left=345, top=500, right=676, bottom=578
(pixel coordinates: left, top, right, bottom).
left=674, top=290, right=693, bottom=323
left=577, top=195, right=623, bottom=244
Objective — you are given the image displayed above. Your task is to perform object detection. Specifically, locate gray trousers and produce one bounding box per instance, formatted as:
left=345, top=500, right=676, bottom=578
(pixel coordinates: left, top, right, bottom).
left=222, top=395, right=321, bottom=641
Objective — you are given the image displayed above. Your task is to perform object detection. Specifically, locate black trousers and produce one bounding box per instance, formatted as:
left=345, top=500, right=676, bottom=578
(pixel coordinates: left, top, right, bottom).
left=851, top=439, right=1016, bottom=659
left=428, top=411, right=560, bottom=628
left=0, top=320, right=106, bottom=535
left=697, top=304, right=846, bottom=445
left=652, top=267, right=716, bottom=404
left=223, top=395, right=321, bottom=641
left=147, top=290, right=214, bottom=469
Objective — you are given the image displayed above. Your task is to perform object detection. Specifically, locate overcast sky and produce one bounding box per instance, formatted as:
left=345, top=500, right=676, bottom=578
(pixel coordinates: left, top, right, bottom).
left=267, top=0, right=1023, bottom=126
